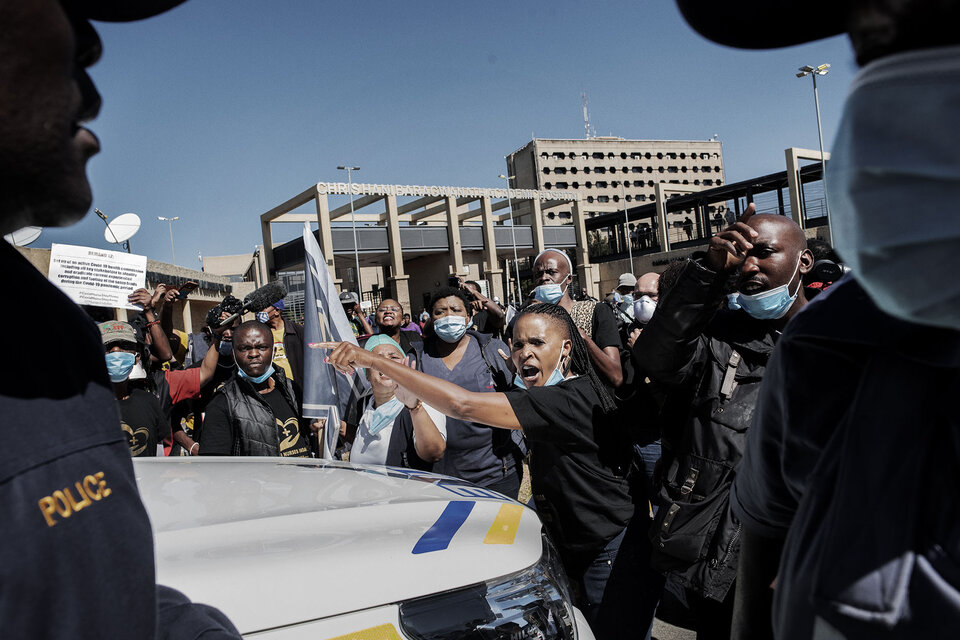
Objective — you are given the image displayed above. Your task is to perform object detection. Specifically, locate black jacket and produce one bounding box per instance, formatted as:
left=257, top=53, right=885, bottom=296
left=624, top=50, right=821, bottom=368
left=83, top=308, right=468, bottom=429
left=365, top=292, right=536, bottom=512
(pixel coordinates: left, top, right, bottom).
left=282, top=320, right=305, bottom=395
left=635, top=260, right=778, bottom=602
left=218, top=368, right=301, bottom=457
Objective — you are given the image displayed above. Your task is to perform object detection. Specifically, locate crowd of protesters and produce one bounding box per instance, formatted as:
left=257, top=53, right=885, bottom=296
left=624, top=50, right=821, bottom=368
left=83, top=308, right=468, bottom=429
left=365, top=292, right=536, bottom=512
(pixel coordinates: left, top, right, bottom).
left=88, top=216, right=852, bottom=640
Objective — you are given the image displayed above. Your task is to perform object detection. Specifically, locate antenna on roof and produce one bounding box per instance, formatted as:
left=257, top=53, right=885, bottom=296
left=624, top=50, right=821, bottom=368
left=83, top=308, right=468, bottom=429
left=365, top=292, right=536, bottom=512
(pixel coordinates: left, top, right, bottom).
left=581, top=91, right=591, bottom=139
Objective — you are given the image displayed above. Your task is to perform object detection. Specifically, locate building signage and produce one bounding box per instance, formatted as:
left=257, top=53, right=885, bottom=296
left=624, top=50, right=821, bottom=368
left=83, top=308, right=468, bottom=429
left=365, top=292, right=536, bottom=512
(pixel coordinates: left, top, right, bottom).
left=315, top=182, right=578, bottom=202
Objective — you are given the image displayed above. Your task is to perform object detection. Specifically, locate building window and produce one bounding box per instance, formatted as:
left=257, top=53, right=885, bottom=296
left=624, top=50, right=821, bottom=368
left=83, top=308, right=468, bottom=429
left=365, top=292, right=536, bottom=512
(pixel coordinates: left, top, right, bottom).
left=592, top=152, right=604, bottom=159
left=555, top=182, right=568, bottom=189
left=647, top=166, right=654, bottom=173
left=716, top=179, right=723, bottom=185
left=625, top=195, right=632, bottom=202
left=658, top=167, right=665, bottom=173
left=645, top=152, right=652, bottom=159
left=613, top=195, right=620, bottom=202
left=570, top=167, right=578, bottom=174
left=703, top=166, right=712, bottom=173
left=547, top=211, right=556, bottom=219
left=554, top=167, right=566, bottom=174
left=585, top=181, right=592, bottom=188
left=607, top=152, right=614, bottom=158
left=572, top=182, right=579, bottom=188
left=543, top=167, right=551, bottom=174
left=714, top=166, right=721, bottom=172
left=540, top=152, right=548, bottom=158
left=681, top=166, right=688, bottom=173
left=586, top=196, right=594, bottom=203
left=667, top=152, right=677, bottom=159
left=680, top=152, right=686, bottom=159
left=657, top=152, right=664, bottom=159
left=694, top=179, right=701, bottom=185
left=692, top=166, right=699, bottom=172
left=631, top=152, right=642, bottom=159
left=597, top=195, right=610, bottom=203
left=595, top=166, right=606, bottom=174
left=609, top=166, right=616, bottom=173
left=632, top=166, right=642, bottom=173
left=552, top=152, right=565, bottom=159
left=620, top=152, right=627, bottom=159
left=668, top=166, right=679, bottom=173
left=647, top=180, right=655, bottom=187
left=703, top=179, right=714, bottom=186
left=584, top=167, right=591, bottom=174
left=636, top=194, right=647, bottom=202
left=544, top=182, right=552, bottom=189
left=560, top=211, right=572, bottom=219
left=596, top=181, right=608, bottom=188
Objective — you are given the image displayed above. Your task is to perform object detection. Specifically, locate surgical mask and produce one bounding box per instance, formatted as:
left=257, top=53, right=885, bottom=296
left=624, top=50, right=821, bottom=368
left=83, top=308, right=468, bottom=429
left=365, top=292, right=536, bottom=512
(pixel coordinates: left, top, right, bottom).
left=827, top=45, right=960, bottom=329
left=218, top=340, right=233, bottom=356
left=727, top=293, right=742, bottom=311
left=611, top=291, right=623, bottom=305
left=512, top=343, right=569, bottom=389
left=237, top=364, right=274, bottom=384
left=633, top=296, right=657, bottom=324
left=105, top=352, right=136, bottom=383
left=367, top=397, right=404, bottom=436
left=736, top=255, right=803, bottom=320
left=433, top=316, right=467, bottom=343
left=622, top=294, right=634, bottom=306
left=256, top=311, right=270, bottom=324
left=532, top=282, right=568, bottom=304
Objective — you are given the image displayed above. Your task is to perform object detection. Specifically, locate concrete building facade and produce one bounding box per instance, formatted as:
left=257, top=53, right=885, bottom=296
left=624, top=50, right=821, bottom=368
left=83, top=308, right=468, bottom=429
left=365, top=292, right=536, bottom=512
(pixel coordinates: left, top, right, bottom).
left=260, top=182, right=591, bottom=316
left=507, top=137, right=727, bottom=250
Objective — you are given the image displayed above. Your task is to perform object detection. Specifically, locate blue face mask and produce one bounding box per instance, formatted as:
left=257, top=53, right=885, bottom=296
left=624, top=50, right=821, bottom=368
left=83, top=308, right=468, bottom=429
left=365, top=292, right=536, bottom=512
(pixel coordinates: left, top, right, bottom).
left=735, top=255, right=803, bottom=321
left=218, top=340, right=233, bottom=356
left=366, top=397, right=405, bottom=436
left=256, top=311, right=270, bottom=324
left=611, top=291, right=623, bottom=304
left=105, top=352, right=137, bottom=383
left=512, top=343, right=569, bottom=389
left=622, top=294, right=634, bottom=306
left=727, top=293, right=742, bottom=311
left=433, top=316, right=467, bottom=343
left=532, top=281, right=568, bottom=304
left=237, top=364, right=275, bottom=384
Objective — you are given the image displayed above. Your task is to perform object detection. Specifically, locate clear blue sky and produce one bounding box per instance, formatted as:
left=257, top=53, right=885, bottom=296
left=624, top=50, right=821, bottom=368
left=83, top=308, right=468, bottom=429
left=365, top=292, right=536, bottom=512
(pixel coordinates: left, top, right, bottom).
left=36, top=0, right=858, bottom=266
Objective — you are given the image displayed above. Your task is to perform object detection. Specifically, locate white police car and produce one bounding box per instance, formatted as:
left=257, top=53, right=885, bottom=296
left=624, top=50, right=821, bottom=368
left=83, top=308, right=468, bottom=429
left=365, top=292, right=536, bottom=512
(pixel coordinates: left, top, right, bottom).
left=135, top=458, right=595, bottom=639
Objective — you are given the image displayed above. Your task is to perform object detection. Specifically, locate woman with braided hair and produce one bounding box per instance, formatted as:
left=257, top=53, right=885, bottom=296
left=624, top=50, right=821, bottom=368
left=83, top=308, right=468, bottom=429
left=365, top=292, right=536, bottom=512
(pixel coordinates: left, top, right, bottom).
left=313, top=303, right=651, bottom=639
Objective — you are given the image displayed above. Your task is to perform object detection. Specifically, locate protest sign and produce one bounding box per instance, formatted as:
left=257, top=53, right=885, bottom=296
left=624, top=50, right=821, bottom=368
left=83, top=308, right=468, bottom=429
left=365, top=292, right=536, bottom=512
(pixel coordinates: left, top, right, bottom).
left=48, top=243, right=147, bottom=310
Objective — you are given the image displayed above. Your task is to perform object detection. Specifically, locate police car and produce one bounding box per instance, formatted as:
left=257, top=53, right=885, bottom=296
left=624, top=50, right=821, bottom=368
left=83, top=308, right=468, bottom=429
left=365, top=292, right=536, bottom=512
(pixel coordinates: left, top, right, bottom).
left=135, top=458, right=595, bottom=639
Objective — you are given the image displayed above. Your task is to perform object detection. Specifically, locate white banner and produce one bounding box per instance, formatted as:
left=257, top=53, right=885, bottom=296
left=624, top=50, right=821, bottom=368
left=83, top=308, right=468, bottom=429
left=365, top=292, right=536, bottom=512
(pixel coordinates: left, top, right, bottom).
left=48, top=243, right=147, bottom=310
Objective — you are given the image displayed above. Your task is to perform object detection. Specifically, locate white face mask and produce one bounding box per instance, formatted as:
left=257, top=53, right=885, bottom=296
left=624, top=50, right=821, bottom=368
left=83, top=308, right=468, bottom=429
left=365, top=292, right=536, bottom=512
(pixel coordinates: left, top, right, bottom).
left=827, top=45, right=960, bottom=329
left=633, top=296, right=657, bottom=324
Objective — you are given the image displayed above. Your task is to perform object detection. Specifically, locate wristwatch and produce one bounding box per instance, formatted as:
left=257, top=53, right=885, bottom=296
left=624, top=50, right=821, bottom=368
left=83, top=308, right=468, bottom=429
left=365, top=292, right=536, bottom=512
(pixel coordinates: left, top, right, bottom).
left=406, top=399, right=423, bottom=411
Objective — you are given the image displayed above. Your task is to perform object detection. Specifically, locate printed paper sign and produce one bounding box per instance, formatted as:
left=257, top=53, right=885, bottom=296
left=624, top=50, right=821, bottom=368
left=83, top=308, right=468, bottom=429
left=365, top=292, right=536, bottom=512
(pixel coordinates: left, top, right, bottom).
left=49, top=243, right=147, bottom=310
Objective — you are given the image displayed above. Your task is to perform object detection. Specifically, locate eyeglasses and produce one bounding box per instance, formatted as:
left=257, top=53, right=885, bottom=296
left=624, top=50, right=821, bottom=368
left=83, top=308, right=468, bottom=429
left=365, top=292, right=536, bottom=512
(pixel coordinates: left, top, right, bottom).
left=378, top=306, right=402, bottom=313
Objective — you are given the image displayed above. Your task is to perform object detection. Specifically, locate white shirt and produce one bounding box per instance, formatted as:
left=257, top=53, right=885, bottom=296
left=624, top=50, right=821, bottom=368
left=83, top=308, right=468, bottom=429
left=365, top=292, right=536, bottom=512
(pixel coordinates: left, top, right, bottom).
left=350, top=398, right=447, bottom=466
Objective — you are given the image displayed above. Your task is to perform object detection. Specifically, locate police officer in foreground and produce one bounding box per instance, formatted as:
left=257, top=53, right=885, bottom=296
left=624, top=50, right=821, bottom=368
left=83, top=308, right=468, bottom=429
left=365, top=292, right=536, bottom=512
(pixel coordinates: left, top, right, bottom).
left=0, top=1, right=238, bottom=636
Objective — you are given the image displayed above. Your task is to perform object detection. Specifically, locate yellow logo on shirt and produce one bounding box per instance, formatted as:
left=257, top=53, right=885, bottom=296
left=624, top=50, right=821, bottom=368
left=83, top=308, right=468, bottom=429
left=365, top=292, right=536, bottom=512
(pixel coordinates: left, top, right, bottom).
left=122, top=421, right=150, bottom=456
left=37, top=471, right=112, bottom=527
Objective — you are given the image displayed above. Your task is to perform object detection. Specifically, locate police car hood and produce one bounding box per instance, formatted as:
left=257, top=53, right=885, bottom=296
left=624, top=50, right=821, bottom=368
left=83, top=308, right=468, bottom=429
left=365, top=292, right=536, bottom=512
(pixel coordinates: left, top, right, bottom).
left=134, top=458, right=542, bottom=634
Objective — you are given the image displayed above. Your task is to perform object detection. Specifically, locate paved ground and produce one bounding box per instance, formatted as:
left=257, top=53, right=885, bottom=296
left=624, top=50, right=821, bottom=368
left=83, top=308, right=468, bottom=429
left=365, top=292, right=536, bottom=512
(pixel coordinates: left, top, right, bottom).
left=652, top=618, right=697, bottom=640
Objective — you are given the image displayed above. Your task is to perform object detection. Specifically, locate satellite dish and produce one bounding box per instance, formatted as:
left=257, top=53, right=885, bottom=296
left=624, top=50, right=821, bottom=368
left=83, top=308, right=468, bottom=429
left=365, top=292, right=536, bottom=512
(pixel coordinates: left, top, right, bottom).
left=104, top=213, right=141, bottom=244
left=3, top=226, right=42, bottom=247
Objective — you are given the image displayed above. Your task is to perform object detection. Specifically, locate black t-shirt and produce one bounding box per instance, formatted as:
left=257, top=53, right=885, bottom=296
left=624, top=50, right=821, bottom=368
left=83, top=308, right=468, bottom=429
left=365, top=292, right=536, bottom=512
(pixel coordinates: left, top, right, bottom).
left=118, top=389, right=169, bottom=457
left=591, top=302, right=623, bottom=350
left=506, top=376, right=634, bottom=556
left=260, top=387, right=311, bottom=457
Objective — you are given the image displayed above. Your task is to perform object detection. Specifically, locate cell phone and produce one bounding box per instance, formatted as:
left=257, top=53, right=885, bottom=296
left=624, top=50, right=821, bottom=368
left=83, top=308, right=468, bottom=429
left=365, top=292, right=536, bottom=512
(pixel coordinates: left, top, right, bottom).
left=176, top=281, right=199, bottom=299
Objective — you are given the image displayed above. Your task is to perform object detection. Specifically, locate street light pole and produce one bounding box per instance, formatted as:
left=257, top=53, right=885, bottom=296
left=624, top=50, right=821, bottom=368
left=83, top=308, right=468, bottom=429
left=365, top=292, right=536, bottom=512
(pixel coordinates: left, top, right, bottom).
left=337, top=165, right=362, bottom=298
left=621, top=182, right=635, bottom=274
left=498, top=172, right=521, bottom=305
left=797, top=63, right=833, bottom=245
left=157, top=216, right=179, bottom=265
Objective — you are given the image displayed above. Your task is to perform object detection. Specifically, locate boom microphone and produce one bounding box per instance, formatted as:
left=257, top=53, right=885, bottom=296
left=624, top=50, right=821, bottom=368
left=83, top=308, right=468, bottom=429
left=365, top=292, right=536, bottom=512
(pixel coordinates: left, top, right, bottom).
left=216, top=282, right=287, bottom=327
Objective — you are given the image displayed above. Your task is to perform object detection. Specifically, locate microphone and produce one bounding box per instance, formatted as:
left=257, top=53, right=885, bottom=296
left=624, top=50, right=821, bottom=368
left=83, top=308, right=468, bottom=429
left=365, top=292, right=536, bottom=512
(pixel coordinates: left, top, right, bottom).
left=215, top=282, right=287, bottom=327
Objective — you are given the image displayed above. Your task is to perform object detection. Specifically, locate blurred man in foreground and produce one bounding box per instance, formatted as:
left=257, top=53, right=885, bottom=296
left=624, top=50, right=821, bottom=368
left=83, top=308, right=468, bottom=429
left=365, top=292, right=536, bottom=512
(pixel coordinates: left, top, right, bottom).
left=0, top=1, right=237, bottom=636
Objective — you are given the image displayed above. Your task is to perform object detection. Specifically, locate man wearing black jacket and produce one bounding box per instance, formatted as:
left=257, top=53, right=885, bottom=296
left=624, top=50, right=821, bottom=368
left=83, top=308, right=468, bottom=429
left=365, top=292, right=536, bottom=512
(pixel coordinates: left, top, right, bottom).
left=200, top=321, right=311, bottom=457
left=634, top=206, right=811, bottom=639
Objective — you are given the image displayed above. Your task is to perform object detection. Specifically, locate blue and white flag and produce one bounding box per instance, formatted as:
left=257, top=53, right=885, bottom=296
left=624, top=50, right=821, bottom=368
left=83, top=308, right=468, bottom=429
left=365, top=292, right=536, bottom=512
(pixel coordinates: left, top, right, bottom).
left=301, top=222, right=367, bottom=458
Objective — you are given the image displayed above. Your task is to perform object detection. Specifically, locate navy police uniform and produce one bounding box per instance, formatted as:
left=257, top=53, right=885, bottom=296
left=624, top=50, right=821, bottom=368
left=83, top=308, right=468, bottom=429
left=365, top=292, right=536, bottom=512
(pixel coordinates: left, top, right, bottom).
left=0, top=244, right=239, bottom=637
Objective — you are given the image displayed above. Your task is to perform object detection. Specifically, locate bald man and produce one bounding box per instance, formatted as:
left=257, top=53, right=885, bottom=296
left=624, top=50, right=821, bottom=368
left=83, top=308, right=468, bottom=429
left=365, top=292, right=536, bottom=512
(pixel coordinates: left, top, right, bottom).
left=633, top=205, right=812, bottom=638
